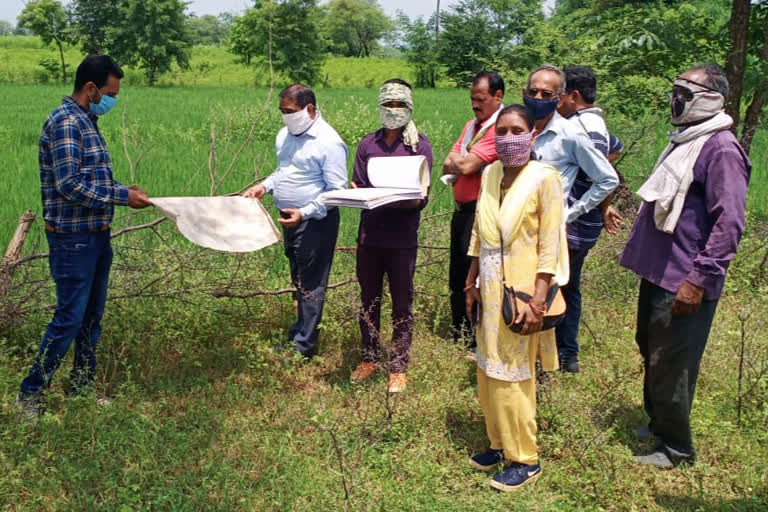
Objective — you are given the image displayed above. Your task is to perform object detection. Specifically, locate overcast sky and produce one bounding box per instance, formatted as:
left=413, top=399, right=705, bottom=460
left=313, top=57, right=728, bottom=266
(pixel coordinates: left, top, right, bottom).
left=0, top=0, right=459, bottom=24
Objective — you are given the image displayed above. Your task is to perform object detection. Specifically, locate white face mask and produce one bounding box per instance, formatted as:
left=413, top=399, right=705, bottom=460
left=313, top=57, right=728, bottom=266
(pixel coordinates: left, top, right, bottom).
left=281, top=105, right=315, bottom=135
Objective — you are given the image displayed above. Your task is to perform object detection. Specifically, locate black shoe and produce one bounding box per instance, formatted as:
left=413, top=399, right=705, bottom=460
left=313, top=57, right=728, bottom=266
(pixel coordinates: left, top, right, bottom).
left=468, top=449, right=504, bottom=471
left=561, top=357, right=579, bottom=373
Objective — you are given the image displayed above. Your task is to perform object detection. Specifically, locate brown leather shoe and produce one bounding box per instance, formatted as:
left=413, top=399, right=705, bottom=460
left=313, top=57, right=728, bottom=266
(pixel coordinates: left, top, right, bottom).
left=351, top=361, right=377, bottom=382
left=387, top=372, right=407, bottom=393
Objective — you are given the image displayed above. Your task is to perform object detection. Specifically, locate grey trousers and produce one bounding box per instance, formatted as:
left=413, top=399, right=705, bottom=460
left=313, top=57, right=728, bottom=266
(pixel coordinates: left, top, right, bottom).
left=635, top=279, right=718, bottom=463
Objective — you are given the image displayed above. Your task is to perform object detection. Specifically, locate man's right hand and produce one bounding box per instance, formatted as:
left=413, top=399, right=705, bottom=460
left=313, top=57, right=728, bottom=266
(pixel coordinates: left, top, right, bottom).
left=243, top=184, right=266, bottom=200
left=128, top=188, right=152, bottom=208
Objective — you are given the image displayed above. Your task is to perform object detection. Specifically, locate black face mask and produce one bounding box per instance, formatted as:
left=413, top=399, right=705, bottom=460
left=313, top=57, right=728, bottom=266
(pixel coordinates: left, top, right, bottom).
left=671, top=97, right=686, bottom=118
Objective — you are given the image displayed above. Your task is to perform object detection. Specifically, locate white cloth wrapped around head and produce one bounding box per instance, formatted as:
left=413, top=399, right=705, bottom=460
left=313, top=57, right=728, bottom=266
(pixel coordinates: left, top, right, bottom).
left=378, top=82, right=419, bottom=153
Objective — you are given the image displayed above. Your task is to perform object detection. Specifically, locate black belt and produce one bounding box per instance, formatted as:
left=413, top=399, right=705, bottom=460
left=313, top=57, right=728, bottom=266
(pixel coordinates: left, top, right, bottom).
left=454, top=201, right=477, bottom=213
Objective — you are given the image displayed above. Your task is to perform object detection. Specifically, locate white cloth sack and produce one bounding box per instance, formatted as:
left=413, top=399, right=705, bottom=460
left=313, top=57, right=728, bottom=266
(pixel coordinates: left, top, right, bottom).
left=152, top=196, right=281, bottom=252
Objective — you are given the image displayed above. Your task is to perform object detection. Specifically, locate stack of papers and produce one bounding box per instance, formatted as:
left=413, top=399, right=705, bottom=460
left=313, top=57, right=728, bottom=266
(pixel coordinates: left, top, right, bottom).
left=322, top=155, right=430, bottom=209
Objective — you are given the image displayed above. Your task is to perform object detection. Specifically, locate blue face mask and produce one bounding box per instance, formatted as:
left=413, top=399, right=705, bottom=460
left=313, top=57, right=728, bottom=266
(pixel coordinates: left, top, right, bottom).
left=523, top=95, right=559, bottom=120
left=89, top=91, right=117, bottom=116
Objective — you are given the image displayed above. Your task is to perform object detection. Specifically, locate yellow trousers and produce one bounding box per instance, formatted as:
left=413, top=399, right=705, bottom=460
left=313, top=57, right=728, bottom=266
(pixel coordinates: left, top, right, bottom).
left=476, top=362, right=538, bottom=465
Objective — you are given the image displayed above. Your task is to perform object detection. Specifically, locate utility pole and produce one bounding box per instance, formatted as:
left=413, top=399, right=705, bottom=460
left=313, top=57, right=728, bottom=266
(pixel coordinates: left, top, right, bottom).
left=435, top=0, right=440, bottom=42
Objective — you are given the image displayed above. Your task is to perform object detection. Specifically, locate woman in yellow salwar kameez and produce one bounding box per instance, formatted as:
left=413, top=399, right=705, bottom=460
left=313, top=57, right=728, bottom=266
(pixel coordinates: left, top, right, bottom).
left=465, top=104, right=569, bottom=492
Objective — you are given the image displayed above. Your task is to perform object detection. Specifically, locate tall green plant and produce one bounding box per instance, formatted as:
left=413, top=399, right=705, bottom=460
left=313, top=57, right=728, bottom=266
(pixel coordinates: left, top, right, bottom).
left=67, top=0, right=119, bottom=55
left=17, top=0, right=73, bottom=82
left=228, top=0, right=326, bottom=85
left=324, top=0, right=393, bottom=57
left=106, top=0, right=192, bottom=86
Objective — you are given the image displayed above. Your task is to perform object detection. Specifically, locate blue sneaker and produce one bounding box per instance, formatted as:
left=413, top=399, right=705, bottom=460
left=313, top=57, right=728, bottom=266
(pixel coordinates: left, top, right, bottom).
left=490, top=462, right=541, bottom=492
left=468, top=449, right=504, bottom=471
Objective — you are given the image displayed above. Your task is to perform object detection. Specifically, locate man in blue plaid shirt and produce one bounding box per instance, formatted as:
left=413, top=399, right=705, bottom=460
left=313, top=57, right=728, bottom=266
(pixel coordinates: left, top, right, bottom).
left=17, top=55, right=152, bottom=420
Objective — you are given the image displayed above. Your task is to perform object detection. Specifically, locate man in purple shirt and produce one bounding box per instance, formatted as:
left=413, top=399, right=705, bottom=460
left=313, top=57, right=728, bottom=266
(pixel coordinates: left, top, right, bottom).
left=349, top=78, right=433, bottom=393
left=620, top=64, right=751, bottom=468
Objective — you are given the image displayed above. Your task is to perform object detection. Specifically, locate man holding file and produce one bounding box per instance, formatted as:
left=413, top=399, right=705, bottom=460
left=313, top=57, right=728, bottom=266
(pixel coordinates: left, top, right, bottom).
left=349, top=79, right=433, bottom=393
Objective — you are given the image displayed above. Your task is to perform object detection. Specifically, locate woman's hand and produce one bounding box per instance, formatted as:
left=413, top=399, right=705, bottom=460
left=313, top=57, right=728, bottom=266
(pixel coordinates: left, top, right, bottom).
left=514, top=302, right=544, bottom=335
left=464, top=284, right=482, bottom=324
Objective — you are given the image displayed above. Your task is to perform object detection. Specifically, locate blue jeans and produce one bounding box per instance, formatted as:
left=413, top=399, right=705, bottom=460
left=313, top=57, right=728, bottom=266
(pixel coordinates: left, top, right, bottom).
left=555, top=247, right=590, bottom=362
left=20, top=230, right=113, bottom=396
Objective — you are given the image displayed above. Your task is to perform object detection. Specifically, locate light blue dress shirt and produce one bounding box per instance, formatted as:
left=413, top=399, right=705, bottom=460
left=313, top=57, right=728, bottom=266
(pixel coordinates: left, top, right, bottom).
left=262, top=113, right=348, bottom=221
left=534, top=112, right=619, bottom=224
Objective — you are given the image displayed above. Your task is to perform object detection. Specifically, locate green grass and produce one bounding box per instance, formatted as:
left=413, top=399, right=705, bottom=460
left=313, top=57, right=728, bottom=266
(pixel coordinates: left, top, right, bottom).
left=0, top=51, right=767, bottom=510
left=0, top=36, right=416, bottom=88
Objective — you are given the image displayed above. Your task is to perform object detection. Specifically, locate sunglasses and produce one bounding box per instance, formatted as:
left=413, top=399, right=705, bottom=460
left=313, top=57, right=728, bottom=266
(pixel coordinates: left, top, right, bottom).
left=668, top=78, right=718, bottom=102
left=524, top=88, right=558, bottom=100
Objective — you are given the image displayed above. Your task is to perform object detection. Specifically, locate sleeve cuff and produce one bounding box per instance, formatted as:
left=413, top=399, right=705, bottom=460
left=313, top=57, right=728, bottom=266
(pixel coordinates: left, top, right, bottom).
left=299, top=204, right=317, bottom=220
left=262, top=177, right=275, bottom=193
left=114, top=186, right=130, bottom=206
left=685, top=268, right=715, bottom=292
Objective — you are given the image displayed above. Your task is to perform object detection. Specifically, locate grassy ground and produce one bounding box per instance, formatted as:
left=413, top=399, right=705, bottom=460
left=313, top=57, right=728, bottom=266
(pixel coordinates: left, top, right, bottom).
left=0, top=49, right=767, bottom=510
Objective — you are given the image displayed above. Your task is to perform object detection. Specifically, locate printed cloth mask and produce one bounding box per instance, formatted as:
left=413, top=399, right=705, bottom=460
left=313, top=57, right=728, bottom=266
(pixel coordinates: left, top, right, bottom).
left=89, top=88, right=117, bottom=116
left=378, top=82, right=419, bottom=152
left=523, top=95, right=559, bottom=120
left=495, top=131, right=535, bottom=167
left=282, top=106, right=316, bottom=135
left=670, top=79, right=724, bottom=126
left=380, top=107, right=412, bottom=130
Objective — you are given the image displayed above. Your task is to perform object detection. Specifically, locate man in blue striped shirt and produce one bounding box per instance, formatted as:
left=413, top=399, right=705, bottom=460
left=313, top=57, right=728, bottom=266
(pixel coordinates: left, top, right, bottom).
left=17, top=55, right=152, bottom=419
left=555, top=65, right=624, bottom=373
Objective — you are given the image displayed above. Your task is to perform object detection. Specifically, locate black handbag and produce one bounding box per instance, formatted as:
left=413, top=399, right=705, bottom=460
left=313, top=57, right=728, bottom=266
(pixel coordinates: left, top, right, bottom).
left=499, top=228, right=566, bottom=333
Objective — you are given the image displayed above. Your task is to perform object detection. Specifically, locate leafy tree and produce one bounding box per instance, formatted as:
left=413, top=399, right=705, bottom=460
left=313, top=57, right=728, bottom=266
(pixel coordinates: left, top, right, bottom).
left=17, top=0, right=73, bottom=82
left=0, top=20, right=13, bottom=36
left=396, top=12, right=440, bottom=87
left=324, top=0, right=393, bottom=57
left=107, top=0, right=192, bottom=86
left=187, top=14, right=230, bottom=46
left=438, top=0, right=543, bottom=86
left=728, top=0, right=768, bottom=154
left=67, top=0, right=119, bottom=54
left=228, top=0, right=326, bottom=85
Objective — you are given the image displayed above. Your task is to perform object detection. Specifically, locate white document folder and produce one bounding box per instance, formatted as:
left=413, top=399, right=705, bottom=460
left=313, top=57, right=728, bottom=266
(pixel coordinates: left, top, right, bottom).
left=322, top=155, right=430, bottom=209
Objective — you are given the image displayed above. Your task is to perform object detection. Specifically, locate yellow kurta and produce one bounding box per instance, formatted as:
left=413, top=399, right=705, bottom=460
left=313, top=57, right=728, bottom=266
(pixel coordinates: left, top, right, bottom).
left=469, top=159, right=567, bottom=464
left=468, top=160, right=567, bottom=383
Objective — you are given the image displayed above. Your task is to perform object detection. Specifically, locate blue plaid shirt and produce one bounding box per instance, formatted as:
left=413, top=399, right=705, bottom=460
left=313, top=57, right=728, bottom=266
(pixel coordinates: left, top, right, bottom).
left=40, top=96, right=129, bottom=232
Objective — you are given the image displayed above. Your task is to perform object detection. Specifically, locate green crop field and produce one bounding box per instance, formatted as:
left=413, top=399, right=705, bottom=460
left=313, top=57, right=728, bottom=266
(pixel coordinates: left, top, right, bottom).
left=1, top=36, right=767, bottom=512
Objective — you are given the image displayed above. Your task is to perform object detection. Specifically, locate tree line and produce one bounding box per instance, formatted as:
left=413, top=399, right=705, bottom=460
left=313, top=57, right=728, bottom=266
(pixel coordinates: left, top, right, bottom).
left=8, top=0, right=767, bottom=151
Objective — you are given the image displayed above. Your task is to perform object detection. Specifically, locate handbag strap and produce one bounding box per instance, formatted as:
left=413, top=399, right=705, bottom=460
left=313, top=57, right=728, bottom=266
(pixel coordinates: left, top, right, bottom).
left=498, top=184, right=509, bottom=289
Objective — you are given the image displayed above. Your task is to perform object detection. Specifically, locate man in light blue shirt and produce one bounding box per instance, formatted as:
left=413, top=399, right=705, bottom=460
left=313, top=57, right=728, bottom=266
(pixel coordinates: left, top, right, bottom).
left=523, top=65, right=619, bottom=373
left=245, top=84, right=348, bottom=358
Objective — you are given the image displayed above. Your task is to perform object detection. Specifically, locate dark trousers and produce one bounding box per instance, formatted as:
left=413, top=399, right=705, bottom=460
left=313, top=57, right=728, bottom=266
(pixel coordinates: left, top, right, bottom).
left=356, top=245, right=417, bottom=373
left=21, top=231, right=113, bottom=396
left=555, top=246, right=590, bottom=362
left=449, top=208, right=476, bottom=346
left=635, top=279, right=718, bottom=462
left=283, top=208, right=340, bottom=357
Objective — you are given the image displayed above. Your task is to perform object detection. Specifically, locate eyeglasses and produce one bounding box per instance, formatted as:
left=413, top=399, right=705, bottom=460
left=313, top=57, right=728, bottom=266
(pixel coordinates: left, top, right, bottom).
left=525, top=88, right=558, bottom=100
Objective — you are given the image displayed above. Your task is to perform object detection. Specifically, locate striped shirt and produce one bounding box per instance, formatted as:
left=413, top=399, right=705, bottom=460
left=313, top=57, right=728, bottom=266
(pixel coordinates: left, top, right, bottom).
left=564, top=108, right=616, bottom=250
left=40, top=96, right=129, bottom=232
